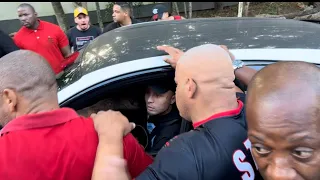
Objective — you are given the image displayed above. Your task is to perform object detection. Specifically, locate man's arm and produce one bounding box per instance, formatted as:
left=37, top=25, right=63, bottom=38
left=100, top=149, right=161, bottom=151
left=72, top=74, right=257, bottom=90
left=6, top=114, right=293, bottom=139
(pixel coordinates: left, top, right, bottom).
left=157, top=45, right=257, bottom=86
left=91, top=111, right=135, bottom=180
left=220, top=45, right=257, bottom=86
left=123, top=134, right=153, bottom=178
left=56, top=27, right=72, bottom=58
left=0, top=30, right=19, bottom=56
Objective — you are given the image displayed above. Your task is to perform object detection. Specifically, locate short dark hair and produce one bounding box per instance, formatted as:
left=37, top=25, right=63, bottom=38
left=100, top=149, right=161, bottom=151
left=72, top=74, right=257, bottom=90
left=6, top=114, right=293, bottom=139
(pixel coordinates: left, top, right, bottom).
left=115, top=2, right=131, bottom=15
left=17, top=3, right=36, bottom=13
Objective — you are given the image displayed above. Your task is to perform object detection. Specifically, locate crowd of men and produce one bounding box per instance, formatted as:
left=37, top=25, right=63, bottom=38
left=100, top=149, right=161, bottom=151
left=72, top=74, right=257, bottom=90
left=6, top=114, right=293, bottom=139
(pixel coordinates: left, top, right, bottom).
left=0, top=2, right=319, bottom=180
left=0, top=3, right=183, bottom=77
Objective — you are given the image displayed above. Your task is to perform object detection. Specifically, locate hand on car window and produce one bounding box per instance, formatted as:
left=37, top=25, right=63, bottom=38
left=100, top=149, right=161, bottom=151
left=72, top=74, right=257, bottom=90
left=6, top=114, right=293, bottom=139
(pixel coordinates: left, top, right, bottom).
left=220, top=45, right=235, bottom=62
left=157, top=45, right=184, bottom=69
left=91, top=110, right=135, bottom=137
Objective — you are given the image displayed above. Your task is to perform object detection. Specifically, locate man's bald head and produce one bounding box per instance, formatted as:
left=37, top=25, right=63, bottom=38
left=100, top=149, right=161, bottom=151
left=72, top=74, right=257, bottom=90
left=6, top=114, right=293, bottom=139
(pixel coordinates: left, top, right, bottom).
left=0, top=50, right=57, bottom=99
left=246, top=61, right=320, bottom=180
left=0, top=50, right=58, bottom=126
left=175, top=44, right=238, bottom=121
left=247, top=61, right=320, bottom=119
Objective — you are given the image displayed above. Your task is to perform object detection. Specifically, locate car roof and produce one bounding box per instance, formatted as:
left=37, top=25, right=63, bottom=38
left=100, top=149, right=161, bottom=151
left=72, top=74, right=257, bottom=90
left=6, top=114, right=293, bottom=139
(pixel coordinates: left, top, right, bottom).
left=57, top=17, right=320, bottom=91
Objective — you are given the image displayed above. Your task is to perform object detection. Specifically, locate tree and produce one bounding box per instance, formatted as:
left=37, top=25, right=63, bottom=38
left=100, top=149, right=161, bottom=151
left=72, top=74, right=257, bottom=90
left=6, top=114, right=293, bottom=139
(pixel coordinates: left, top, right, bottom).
left=172, top=2, right=180, bottom=15
left=244, top=2, right=250, bottom=17
left=51, top=2, right=69, bottom=32
left=238, top=2, right=244, bottom=17
left=95, top=2, right=104, bottom=30
left=188, top=2, right=192, bottom=19
left=73, top=2, right=87, bottom=9
left=183, top=2, right=188, bottom=18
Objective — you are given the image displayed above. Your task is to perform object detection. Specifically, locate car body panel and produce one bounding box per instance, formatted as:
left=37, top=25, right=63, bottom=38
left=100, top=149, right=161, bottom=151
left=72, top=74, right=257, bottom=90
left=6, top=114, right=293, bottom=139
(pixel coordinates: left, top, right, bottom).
left=58, top=48, right=320, bottom=104
left=57, top=18, right=320, bottom=91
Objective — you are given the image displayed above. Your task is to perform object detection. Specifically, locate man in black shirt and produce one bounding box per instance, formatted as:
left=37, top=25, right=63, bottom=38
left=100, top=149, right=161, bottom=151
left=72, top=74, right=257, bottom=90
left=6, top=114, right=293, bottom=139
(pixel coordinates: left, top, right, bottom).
left=145, top=80, right=182, bottom=155
left=0, top=30, right=19, bottom=58
left=67, top=7, right=101, bottom=52
left=103, top=3, right=142, bottom=33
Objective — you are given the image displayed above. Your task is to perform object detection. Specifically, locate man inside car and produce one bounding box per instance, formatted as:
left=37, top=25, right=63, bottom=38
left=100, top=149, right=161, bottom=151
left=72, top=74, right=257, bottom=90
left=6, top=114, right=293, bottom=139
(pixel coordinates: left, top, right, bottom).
left=90, top=44, right=263, bottom=179
left=145, top=79, right=182, bottom=155
left=0, top=50, right=153, bottom=179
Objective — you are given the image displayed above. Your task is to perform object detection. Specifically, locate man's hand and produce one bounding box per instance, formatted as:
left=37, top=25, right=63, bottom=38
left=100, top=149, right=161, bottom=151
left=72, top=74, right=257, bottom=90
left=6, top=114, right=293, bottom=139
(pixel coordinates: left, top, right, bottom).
left=220, top=45, right=235, bottom=62
left=91, top=110, right=135, bottom=138
left=157, top=45, right=184, bottom=69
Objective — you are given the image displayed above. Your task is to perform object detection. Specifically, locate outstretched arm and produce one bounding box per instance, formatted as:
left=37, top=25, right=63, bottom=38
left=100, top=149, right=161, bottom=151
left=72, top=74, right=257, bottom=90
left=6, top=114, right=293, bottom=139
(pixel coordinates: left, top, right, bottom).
left=157, top=45, right=257, bottom=86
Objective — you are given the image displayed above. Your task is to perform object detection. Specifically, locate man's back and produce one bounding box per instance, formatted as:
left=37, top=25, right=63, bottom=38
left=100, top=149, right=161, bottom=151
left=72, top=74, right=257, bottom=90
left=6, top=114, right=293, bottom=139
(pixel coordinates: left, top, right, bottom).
left=0, top=108, right=152, bottom=180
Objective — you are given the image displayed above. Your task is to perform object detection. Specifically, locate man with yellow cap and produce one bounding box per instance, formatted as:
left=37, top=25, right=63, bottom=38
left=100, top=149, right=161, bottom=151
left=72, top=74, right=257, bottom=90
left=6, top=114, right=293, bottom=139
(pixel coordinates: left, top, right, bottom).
left=67, top=7, right=102, bottom=52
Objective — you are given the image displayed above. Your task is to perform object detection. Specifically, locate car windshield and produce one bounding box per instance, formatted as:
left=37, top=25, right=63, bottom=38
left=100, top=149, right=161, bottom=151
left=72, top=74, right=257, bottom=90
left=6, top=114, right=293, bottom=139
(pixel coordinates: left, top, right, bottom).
left=57, top=18, right=320, bottom=90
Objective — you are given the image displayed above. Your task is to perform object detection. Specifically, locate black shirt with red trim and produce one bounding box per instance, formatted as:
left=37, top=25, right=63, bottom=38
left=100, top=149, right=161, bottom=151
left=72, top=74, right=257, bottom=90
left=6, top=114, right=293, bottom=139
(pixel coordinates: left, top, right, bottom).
left=137, top=94, right=263, bottom=180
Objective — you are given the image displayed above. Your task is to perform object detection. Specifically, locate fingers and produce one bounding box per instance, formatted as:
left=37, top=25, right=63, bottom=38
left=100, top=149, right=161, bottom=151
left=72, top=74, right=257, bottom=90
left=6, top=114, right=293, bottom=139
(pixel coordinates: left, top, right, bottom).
left=157, top=45, right=177, bottom=55
left=124, top=122, right=136, bottom=136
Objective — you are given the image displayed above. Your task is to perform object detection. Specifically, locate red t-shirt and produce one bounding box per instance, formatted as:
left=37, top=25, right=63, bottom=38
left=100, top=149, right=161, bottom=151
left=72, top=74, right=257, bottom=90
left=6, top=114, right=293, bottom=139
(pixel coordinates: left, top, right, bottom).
left=0, top=108, right=153, bottom=180
left=14, top=20, right=70, bottom=74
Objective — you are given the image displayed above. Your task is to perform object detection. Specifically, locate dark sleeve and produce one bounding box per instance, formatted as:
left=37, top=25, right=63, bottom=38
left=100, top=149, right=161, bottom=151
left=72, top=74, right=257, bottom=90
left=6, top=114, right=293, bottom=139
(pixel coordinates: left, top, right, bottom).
left=137, top=138, right=198, bottom=180
left=96, top=26, right=102, bottom=36
left=103, top=23, right=115, bottom=33
left=0, top=30, right=19, bottom=55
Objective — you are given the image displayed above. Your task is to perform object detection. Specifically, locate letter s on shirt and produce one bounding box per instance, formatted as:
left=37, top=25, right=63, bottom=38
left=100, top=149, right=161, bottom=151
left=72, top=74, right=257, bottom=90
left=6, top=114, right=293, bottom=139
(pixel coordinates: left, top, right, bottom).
left=232, top=139, right=255, bottom=180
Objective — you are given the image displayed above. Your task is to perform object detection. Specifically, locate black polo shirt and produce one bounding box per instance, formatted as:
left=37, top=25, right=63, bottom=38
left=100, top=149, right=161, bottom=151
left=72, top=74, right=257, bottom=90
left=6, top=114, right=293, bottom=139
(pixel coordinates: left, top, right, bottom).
left=103, top=18, right=142, bottom=33
left=146, top=105, right=182, bottom=155
left=137, top=94, right=263, bottom=180
left=0, top=30, right=19, bottom=58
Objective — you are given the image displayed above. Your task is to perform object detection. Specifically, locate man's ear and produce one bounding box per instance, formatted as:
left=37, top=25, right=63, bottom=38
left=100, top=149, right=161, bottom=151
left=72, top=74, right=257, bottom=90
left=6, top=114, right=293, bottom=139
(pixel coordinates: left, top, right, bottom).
left=170, top=94, right=176, bottom=104
left=186, top=78, right=196, bottom=99
left=2, top=89, right=18, bottom=113
left=34, top=12, right=38, bottom=18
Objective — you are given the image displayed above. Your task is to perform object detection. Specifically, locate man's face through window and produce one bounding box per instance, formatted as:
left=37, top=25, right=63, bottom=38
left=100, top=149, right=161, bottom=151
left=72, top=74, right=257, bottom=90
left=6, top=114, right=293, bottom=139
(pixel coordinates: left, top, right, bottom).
left=145, top=87, right=175, bottom=116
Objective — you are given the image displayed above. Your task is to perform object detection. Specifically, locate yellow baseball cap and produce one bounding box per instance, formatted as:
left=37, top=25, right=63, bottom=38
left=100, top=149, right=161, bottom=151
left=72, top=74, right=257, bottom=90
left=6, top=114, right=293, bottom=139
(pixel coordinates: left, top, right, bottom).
left=74, top=7, right=88, bottom=17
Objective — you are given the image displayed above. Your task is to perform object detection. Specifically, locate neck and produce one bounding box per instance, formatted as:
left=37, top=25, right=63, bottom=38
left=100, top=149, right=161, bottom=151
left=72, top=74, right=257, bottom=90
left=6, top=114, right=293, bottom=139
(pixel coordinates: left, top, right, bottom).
left=22, top=98, right=60, bottom=116
left=159, top=105, right=172, bottom=116
left=120, top=17, right=132, bottom=26
left=191, top=93, right=238, bottom=124
left=29, top=20, right=40, bottom=30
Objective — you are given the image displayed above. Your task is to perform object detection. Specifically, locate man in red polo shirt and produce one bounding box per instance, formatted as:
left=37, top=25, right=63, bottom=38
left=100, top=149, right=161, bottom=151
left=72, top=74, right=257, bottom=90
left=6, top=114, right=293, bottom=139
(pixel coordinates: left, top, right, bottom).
left=0, top=50, right=153, bottom=180
left=14, top=3, right=78, bottom=76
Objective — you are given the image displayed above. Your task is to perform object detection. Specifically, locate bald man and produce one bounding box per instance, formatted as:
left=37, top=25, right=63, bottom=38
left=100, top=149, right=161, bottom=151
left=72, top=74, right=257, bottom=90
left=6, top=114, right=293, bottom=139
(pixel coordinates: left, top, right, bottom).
left=0, top=50, right=153, bottom=179
left=246, top=61, right=320, bottom=180
left=91, top=44, right=263, bottom=179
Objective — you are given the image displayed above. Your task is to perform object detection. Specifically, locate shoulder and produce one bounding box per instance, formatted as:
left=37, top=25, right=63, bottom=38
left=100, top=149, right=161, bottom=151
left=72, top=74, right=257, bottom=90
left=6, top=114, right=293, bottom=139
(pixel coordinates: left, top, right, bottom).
left=14, top=28, right=26, bottom=39
left=42, top=20, right=60, bottom=29
left=67, top=27, right=76, bottom=35
left=132, top=18, right=142, bottom=24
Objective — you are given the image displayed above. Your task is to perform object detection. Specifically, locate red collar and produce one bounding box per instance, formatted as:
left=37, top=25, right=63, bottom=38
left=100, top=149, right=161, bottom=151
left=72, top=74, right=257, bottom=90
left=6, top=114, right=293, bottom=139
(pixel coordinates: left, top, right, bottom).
left=0, top=108, right=79, bottom=136
left=193, top=100, right=244, bottom=128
